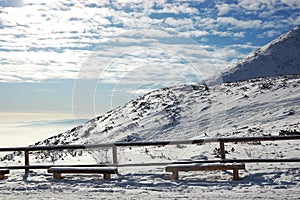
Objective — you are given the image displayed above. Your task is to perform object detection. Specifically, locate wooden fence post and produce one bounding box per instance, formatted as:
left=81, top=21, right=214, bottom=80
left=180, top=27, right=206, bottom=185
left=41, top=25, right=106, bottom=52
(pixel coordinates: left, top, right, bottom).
left=24, top=149, right=30, bottom=174
left=112, top=146, right=118, bottom=164
left=219, top=141, right=226, bottom=159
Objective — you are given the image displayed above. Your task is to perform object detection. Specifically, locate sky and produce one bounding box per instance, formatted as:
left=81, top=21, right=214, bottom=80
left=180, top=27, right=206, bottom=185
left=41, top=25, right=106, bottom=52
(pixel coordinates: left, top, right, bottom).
left=0, top=0, right=300, bottom=145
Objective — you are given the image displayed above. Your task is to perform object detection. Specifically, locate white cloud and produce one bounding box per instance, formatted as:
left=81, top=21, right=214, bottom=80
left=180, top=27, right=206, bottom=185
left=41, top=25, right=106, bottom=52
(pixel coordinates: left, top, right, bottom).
left=216, top=3, right=236, bottom=15
left=119, top=28, right=172, bottom=38
left=233, top=32, right=246, bottom=37
left=217, top=17, right=262, bottom=29
left=257, top=29, right=282, bottom=39
left=164, top=17, right=194, bottom=28
left=0, top=0, right=298, bottom=85
left=230, top=43, right=259, bottom=50
left=178, top=30, right=209, bottom=37
left=210, top=30, right=245, bottom=38
left=211, top=30, right=232, bottom=37
left=237, top=1, right=267, bottom=11
left=74, top=38, right=248, bottom=88
left=152, top=2, right=199, bottom=15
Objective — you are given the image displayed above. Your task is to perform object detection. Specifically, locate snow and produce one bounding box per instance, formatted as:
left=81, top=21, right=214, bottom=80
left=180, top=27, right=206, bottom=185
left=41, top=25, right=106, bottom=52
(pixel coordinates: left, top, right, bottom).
left=1, top=20, right=300, bottom=200
left=0, top=163, right=299, bottom=199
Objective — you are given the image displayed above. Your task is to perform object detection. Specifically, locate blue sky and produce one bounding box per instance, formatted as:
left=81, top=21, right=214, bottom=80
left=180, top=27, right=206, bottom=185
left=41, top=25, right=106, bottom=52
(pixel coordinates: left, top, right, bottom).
left=1, top=0, right=300, bottom=122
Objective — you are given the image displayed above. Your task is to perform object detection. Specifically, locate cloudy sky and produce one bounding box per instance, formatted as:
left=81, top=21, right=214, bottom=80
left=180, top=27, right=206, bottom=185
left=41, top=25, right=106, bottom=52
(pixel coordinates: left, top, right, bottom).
left=0, top=0, right=300, bottom=145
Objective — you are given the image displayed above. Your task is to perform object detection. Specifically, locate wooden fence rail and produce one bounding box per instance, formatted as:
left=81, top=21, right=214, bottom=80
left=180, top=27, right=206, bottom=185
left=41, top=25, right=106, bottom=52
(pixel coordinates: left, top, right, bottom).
left=0, top=135, right=299, bottom=173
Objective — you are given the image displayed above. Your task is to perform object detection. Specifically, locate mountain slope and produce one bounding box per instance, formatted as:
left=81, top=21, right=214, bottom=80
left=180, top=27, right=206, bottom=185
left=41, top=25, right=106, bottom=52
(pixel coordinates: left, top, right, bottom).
left=210, top=25, right=300, bottom=84
left=29, top=26, right=300, bottom=147
left=32, top=75, right=300, bottom=148
left=2, top=74, right=299, bottom=165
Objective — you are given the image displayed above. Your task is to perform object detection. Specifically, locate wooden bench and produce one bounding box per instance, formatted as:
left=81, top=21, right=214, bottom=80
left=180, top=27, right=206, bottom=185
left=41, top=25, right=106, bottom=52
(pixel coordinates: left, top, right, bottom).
left=47, top=167, right=118, bottom=180
left=0, top=169, right=9, bottom=180
left=165, top=163, right=245, bottom=181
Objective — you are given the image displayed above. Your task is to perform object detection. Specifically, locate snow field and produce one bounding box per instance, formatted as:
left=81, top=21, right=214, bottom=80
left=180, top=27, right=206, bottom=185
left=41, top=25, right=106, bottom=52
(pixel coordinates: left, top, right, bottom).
left=1, top=138, right=300, bottom=199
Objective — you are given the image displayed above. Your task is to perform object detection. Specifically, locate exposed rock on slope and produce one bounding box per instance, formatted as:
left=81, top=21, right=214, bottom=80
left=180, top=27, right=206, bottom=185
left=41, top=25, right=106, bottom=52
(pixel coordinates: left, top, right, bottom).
left=32, top=75, right=300, bottom=147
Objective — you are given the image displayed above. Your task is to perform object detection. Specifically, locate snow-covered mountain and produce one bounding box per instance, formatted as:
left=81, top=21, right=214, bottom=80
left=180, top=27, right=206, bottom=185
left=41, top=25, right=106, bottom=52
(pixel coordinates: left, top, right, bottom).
left=1, top=25, right=298, bottom=149
left=2, top=74, right=300, bottom=163
left=26, top=74, right=300, bottom=152
left=209, top=25, right=300, bottom=84
left=30, top=26, right=300, bottom=148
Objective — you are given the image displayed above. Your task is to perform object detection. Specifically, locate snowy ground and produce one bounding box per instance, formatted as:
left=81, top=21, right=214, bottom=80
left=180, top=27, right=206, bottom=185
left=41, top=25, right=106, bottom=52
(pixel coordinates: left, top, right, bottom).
left=1, top=140, right=300, bottom=199
left=1, top=163, right=299, bottom=199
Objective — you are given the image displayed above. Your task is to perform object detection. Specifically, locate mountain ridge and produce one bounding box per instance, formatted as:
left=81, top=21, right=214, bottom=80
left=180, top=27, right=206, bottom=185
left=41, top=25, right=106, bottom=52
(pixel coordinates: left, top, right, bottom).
left=209, top=25, right=300, bottom=84
left=31, top=74, right=300, bottom=147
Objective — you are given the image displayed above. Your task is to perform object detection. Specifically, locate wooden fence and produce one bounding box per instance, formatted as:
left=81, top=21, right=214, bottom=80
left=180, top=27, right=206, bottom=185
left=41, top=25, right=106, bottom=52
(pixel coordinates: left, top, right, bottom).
left=0, top=135, right=300, bottom=173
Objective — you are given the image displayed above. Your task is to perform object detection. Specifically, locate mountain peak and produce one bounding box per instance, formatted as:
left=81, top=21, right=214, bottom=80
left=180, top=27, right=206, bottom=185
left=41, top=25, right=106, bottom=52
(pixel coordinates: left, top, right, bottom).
left=210, top=25, right=300, bottom=84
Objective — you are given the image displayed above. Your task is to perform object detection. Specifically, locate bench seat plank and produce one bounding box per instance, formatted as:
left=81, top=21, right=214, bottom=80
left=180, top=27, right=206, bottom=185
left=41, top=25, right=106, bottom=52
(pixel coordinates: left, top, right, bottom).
left=48, top=167, right=118, bottom=173
left=166, top=163, right=245, bottom=172
left=165, top=163, right=245, bottom=181
left=48, top=167, right=118, bottom=180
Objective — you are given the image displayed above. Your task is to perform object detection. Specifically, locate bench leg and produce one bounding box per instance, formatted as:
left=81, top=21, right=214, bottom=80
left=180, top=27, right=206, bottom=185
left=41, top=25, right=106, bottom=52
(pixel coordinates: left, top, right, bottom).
left=171, top=171, right=179, bottom=180
left=233, top=169, right=239, bottom=181
left=53, top=172, right=62, bottom=179
left=103, top=174, right=111, bottom=180
left=0, top=174, right=4, bottom=180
